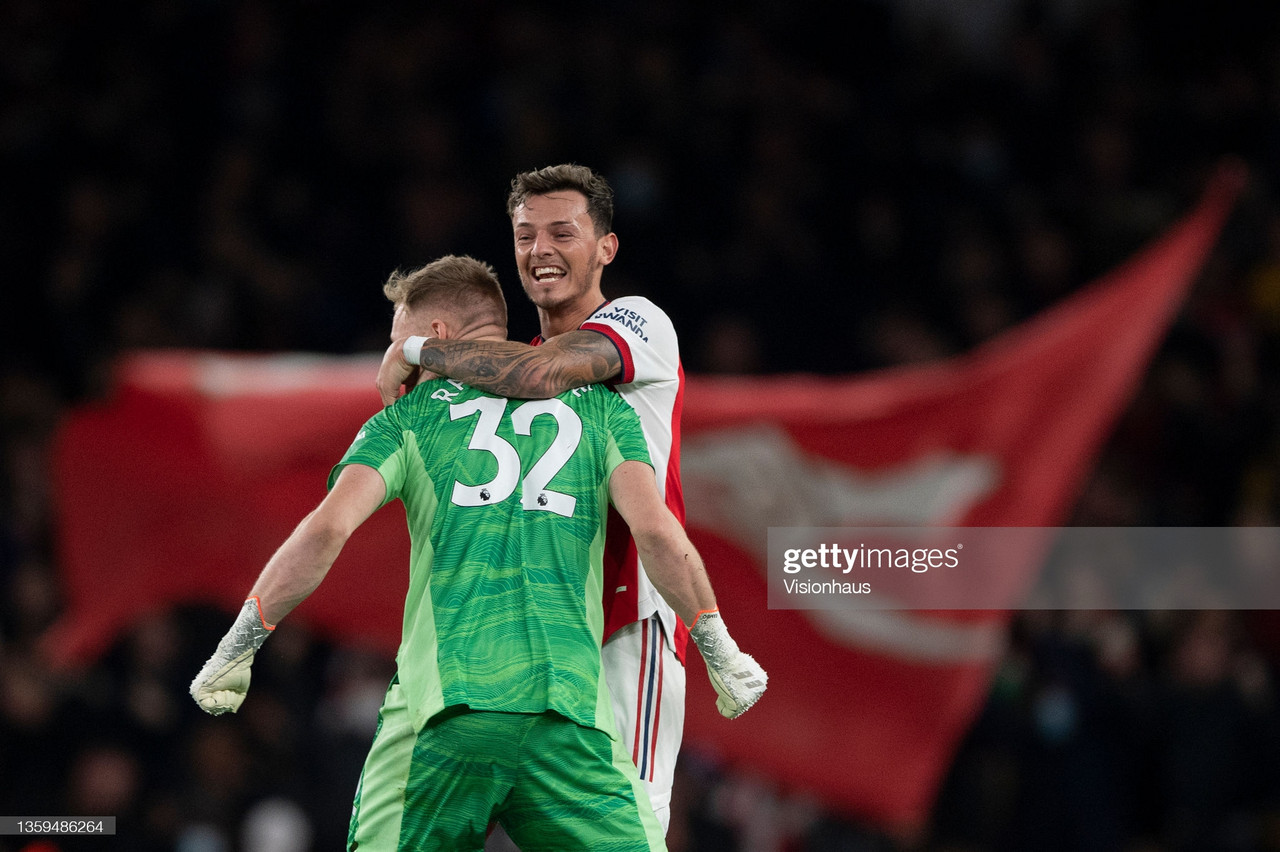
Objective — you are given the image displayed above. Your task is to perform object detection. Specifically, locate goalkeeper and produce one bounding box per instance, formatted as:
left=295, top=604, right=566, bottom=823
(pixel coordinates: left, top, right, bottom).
left=189, top=255, right=766, bottom=851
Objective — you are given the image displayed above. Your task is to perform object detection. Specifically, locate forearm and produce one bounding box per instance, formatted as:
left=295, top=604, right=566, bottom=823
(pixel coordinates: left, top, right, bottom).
left=248, top=511, right=349, bottom=624
left=417, top=334, right=618, bottom=399
left=640, top=515, right=768, bottom=721
left=607, top=461, right=765, bottom=718
left=191, top=464, right=382, bottom=715
left=632, top=516, right=718, bottom=626
left=190, top=520, right=346, bottom=716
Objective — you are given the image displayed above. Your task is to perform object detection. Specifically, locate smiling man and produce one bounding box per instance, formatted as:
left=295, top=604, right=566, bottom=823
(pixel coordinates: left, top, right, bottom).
left=375, top=165, right=694, bottom=831
left=191, top=254, right=766, bottom=850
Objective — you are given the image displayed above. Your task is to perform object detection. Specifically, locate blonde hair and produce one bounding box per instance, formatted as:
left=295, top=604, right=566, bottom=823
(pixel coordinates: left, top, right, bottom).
left=383, top=254, right=507, bottom=330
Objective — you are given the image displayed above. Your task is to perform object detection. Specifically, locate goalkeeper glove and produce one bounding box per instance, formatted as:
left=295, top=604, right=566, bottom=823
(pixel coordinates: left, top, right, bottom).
left=689, top=609, right=767, bottom=719
left=189, top=597, right=274, bottom=715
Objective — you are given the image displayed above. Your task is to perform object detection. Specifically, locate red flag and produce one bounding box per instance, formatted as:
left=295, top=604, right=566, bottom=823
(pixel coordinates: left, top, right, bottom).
left=46, top=164, right=1243, bottom=830
left=676, top=162, right=1245, bottom=828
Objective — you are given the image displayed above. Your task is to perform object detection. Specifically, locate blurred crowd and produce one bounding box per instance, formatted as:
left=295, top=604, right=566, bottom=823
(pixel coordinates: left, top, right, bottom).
left=6, top=0, right=1280, bottom=849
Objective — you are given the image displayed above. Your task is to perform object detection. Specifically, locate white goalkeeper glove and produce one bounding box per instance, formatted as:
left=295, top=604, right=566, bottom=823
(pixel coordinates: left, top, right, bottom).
left=189, top=597, right=275, bottom=715
left=689, top=609, right=767, bottom=719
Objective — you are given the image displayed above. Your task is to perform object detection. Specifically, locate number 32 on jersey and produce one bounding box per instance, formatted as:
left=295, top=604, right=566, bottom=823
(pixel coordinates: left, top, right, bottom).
left=449, top=396, right=582, bottom=518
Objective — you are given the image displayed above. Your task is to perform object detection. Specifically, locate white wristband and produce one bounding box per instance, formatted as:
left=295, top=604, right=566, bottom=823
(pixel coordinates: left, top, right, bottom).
left=402, top=335, right=432, bottom=366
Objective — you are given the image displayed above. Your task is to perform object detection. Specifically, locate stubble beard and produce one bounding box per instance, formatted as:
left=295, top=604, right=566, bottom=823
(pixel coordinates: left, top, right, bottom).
left=521, top=255, right=602, bottom=315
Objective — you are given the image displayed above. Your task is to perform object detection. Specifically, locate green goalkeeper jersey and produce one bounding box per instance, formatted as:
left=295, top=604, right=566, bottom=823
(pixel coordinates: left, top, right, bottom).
left=329, top=378, right=651, bottom=735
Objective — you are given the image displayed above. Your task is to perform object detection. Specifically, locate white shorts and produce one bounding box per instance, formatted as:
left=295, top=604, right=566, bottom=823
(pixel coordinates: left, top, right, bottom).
left=601, top=614, right=685, bottom=834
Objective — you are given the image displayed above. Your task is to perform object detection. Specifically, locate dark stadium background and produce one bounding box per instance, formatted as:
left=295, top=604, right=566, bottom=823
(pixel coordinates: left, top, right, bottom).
left=5, top=1, right=1280, bottom=850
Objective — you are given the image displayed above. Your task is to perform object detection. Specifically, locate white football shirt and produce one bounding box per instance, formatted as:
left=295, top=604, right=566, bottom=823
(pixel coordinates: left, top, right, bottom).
left=536, top=296, right=688, bottom=659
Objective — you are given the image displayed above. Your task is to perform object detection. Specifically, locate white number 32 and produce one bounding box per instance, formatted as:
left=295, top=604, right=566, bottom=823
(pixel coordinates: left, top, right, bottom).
left=448, top=397, right=582, bottom=518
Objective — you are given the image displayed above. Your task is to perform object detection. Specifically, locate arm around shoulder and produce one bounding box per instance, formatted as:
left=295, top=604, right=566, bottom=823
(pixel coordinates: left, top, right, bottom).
left=412, top=330, right=622, bottom=399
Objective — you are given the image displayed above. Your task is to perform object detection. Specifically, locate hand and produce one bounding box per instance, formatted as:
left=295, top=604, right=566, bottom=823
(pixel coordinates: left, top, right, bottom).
left=190, top=645, right=257, bottom=715
left=189, top=598, right=274, bottom=715
left=376, top=337, right=423, bottom=407
left=705, top=649, right=768, bottom=719
left=690, top=610, right=768, bottom=719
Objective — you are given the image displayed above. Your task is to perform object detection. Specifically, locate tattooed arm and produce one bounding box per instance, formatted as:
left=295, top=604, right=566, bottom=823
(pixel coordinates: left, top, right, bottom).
left=375, top=330, right=622, bottom=404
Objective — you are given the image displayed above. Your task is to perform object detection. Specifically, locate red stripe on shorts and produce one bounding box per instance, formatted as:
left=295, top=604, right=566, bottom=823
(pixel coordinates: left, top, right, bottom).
left=632, top=618, right=649, bottom=768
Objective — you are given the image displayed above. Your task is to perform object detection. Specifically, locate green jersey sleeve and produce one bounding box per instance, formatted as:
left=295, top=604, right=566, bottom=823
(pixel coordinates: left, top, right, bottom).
left=601, top=390, right=652, bottom=475
left=328, top=402, right=410, bottom=504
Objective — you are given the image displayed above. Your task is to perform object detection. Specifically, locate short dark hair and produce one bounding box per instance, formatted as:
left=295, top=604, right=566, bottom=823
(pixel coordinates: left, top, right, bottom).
left=507, top=163, right=614, bottom=237
left=383, top=254, right=507, bottom=329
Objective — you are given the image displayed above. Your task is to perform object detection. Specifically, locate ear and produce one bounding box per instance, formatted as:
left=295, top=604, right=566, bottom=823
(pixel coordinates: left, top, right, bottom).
left=597, top=232, right=618, bottom=266
left=429, top=318, right=451, bottom=340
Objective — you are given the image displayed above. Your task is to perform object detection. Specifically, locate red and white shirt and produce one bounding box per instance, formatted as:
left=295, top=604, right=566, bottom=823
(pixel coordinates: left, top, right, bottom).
left=534, top=296, right=689, bottom=661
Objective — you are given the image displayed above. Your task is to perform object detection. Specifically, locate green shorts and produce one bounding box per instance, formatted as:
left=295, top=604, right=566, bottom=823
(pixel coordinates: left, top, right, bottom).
left=347, top=680, right=666, bottom=851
